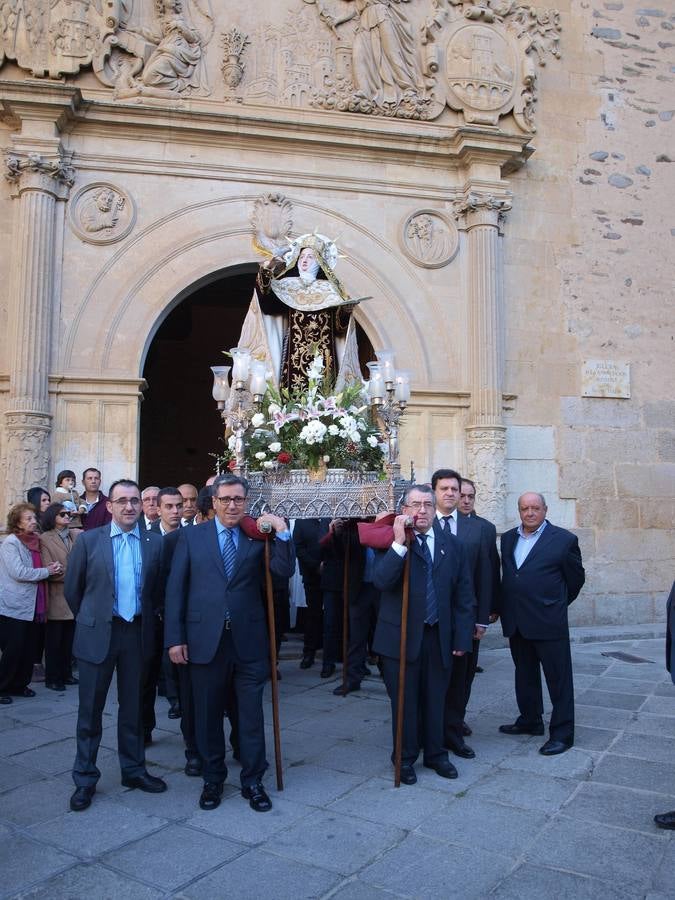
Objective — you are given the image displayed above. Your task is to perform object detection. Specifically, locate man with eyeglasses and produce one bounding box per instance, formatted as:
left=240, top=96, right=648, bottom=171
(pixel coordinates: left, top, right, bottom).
left=372, top=484, right=475, bottom=785
left=165, top=474, right=294, bottom=813
left=65, top=479, right=167, bottom=812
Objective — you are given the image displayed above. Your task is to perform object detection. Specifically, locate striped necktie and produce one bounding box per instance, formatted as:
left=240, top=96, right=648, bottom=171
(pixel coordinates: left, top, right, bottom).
left=222, top=527, right=236, bottom=580
left=417, top=533, right=438, bottom=626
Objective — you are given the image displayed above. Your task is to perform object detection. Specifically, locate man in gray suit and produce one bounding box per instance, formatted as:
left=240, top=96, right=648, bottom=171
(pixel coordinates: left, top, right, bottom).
left=65, top=479, right=167, bottom=811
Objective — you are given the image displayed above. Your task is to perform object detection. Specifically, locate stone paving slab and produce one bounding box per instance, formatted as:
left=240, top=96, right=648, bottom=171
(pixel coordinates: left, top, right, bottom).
left=2, top=636, right=675, bottom=899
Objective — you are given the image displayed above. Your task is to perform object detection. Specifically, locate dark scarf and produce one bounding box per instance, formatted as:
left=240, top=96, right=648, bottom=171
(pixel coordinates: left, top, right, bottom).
left=17, top=531, right=47, bottom=622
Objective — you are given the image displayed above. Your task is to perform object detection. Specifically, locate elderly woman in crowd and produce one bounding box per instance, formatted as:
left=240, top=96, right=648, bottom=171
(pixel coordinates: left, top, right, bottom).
left=0, top=503, right=61, bottom=704
left=39, top=502, right=81, bottom=692
left=25, top=487, right=52, bottom=682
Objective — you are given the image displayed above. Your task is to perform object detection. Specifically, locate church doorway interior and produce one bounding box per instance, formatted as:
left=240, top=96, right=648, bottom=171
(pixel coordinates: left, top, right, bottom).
left=139, top=267, right=374, bottom=489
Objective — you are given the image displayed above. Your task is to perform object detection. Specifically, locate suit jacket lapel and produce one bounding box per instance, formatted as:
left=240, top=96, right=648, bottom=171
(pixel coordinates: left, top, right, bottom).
left=516, top=522, right=555, bottom=568
left=101, top=528, right=115, bottom=591
left=230, top=527, right=252, bottom=581
left=208, top=520, right=227, bottom=580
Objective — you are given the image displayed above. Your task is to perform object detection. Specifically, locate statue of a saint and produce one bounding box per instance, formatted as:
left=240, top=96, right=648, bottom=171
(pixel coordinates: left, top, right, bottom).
left=239, top=233, right=365, bottom=393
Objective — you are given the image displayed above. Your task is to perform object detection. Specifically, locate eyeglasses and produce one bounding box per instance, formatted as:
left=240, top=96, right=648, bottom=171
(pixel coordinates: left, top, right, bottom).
left=57, top=512, right=72, bottom=518
left=111, top=497, right=142, bottom=507
left=405, top=501, right=434, bottom=510
left=215, top=496, right=246, bottom=506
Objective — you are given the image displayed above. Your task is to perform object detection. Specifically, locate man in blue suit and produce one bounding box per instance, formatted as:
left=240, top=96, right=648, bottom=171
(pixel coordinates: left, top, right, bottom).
left=372, top=484, right=475, bottom=785
left=498, top=492, right=585, bottom=755
left=65, top=479, right=166, bottom=812
left=165, top=474, right=294, bottom=812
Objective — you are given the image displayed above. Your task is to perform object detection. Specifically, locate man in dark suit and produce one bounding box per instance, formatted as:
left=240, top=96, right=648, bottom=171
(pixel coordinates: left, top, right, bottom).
left=498, top=492, right=585, bottom=755
left=65, top=479, right=167, bottom=812
left=459, top=478, right=502, bottom=668
left=165, top=474, right=295, bottom=813
left=373, top=484, right=475, bottom=784
left=432, top=468, right=492, bottom=760
left=292, top=518, right=325, bottom=670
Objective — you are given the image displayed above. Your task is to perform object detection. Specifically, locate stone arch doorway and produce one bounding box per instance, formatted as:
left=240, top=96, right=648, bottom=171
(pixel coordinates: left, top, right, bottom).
left=138, top=267, right=374, bottom=488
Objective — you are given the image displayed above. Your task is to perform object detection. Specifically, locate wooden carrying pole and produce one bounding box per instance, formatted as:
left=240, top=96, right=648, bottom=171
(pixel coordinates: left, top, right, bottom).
left=341, top=531, right=351, bottom=693
left=264, top=536, right=284, bottom=791
left=394, top=536, right=411, bottom=788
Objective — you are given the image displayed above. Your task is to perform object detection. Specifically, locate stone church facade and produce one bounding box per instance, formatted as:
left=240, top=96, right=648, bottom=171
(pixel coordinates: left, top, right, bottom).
left=0, top=0, right=672, bottom=625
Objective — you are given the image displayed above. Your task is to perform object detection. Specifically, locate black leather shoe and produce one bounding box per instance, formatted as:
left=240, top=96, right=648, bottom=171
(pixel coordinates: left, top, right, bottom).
left=199, top=782, right=224, bottom=810
left=167, top=701, right=182, bottom=719
left=185, top=757, right=203, bottom=777
left=654, top=811, right=675, bottom=830
left=70, top=785, right=95, bottom=811
left=121, top=771, right=167, bottom=792
left=445, top=739, right=476, bottom=759
left=299, top=652, right=315, bottom=669
left=320, top=663, right=336, bottom=678
left=399, top=765, right=417, bottom=785
left=0, top=695, right=12, bottom=705
left=475, top=665, right=484, bottom=673
left=462, top=722, right=472, bottom=736
left=424, top=759, right=458, bottom=779
left=242, top=781, right=272, bottom=812
left=499, top=721, right=545, bottom=736
left=64, top=676, right=79, bottom=685
left=333, top=682, right=360, bottom=696
left=539, top=739, right=572, bottom=756
left=12, top=687, right=36, bottom=697
left=46, top=682, right=66, bottom=692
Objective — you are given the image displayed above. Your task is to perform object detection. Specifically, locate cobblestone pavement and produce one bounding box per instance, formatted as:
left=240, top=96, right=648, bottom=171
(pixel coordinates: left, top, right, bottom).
left=1, top=634, right=674, bottom=899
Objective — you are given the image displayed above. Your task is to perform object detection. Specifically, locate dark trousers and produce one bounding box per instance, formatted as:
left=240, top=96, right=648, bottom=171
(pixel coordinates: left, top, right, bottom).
left=322, top=590, right=343, bottom=666
left=509, top=629, right=575, bottom=744
left=73, top=617, right=145, bottom=787
left=273, top=586, right=290, bottom=654
left=190, top=625, right=269, bottom=788
left=380, top=625, right=452, bottom=767
left=345, top=582, right=379, bottom=685
left=44, top=619, right=75, bottom=685
left=142, top=616, right=168, bottom=734
left=177, top=663, right=198, bottom=759
left=162, top=651, right=180, bottom=704
left=0, top=616, right=37, bottom=694
left=302, top=577, right=323, bottom=654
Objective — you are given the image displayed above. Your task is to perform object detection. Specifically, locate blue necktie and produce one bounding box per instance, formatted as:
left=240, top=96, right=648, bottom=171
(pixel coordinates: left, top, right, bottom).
left=418, top=533, right=438, bottom=626
left=442, top=515, right=454, bottom=535
left=117, top=533, right=137, bottom=622
left=222, top=527, right=236, bottom=580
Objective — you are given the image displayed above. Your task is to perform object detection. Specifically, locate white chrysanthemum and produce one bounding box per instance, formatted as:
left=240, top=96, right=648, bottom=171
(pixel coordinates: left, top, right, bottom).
left=268, top=403, right=281, bottom=416
left=268, top=442, right=281, bottom=453
left=227, top=435, right=237, bottom=450
left=328, top=424, right=340, bottom=436
left=323, top=454, right=330, bottom=462
left=251, top=412, right=265, bottom=428
left=263, top=460, right=274, bottom=469
left=367, top=434, right=379, bottom=448
left=349, top=431, right=361, bottom=443
left=254, top=451, right=267, bottom=460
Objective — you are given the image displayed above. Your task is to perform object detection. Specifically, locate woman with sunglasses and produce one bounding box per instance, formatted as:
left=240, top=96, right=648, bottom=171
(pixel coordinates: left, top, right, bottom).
left=39, top=503, right=82, bottom=691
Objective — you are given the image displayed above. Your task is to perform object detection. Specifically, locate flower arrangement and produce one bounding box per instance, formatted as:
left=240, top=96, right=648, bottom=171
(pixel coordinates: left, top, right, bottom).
left=217, top=355, right=387, bottom=477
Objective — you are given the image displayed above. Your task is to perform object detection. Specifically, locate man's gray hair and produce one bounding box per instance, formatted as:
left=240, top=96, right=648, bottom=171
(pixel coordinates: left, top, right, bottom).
left=141, top=485, right=160, bottom=498
left=213, top=474, right=249, bottom=496
left=518, top=491, right=547, bottom=508
left=402, top=483, right=436, bottom=507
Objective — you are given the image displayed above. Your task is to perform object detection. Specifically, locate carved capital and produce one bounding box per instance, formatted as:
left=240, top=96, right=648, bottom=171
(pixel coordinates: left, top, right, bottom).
left=454, top=193, right=512, bottom=229
left=465, top=424, right=507, bottom=527
left=4, top=151, right=75, bottom=200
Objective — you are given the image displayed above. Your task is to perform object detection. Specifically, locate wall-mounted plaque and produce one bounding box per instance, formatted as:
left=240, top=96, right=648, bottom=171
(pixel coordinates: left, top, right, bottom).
left=581, top=360, right=631, bottom=399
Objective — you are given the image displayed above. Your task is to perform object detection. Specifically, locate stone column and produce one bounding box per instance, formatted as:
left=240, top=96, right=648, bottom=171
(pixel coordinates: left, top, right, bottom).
left=455, top=192, right=511, bottom=529
left=4, top=151, right=74, bottom=506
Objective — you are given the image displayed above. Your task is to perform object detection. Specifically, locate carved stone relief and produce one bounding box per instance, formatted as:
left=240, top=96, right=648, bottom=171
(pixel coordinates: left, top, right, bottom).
left=5, top=151, right=75, bottom=198
left=401, top=209, right=458, bottom=268
left=251, top=193, right=294, bottom=256
left=68, top=182, right=136, bottom=244
left=221, top=26, right=249, bottom=96
left=4, top=413, right=51, bottom=507
left=0, top=3, right=561, bottom=127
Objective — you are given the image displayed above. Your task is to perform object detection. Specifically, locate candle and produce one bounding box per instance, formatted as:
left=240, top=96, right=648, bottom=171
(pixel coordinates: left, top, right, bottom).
left=367, top=361, right=385, bottom=400
left=230, top=347, right=251, bottom=385
left=394, top=370, right=411, bottom=403
left=376, top=348, right=395, bottom=386
left=249, top=360, right=267, bottom=396
left=210, top=366, right=231, bottom=405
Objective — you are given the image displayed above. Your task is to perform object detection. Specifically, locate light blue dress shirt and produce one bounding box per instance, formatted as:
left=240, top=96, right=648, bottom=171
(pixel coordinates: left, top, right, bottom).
left=513, top=520, right=548, bottom=569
